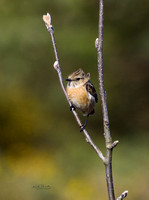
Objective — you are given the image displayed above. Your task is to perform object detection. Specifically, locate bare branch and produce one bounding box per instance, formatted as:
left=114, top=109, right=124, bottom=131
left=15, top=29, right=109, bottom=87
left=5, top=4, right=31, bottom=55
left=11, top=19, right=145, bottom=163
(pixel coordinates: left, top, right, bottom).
left=43, top=6, right=128, bottom=199
left=117, top=191, right=128, bottom=200
left=96, top=0, right=128, bottom=199
left=97, top=0, right=112, bottom=147
left=96, top=0, right=117, bottom=199
left=43, top=13, right=105, bottom=163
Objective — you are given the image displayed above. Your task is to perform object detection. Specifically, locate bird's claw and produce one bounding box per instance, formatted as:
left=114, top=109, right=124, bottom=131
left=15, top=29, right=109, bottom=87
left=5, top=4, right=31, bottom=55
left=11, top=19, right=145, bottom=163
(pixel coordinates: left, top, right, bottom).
left=80, top=125, right=85, bottom=132
left=70, top=105, right=75, bottom=111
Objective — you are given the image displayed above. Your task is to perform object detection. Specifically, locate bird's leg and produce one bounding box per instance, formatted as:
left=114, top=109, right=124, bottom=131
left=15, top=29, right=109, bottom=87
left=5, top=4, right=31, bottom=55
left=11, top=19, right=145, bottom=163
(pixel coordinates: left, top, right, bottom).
left=80, top=109, right=94, bottom=132
left=70, top=105, right=76, bottom=111
left=80, top=114, right=90, bottom=132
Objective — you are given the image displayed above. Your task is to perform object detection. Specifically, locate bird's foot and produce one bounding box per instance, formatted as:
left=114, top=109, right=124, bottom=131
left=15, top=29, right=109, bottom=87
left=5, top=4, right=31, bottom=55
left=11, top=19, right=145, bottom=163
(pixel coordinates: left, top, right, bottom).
left=80, top=124, right=86, bottom=132
left=80, top=114, right=89, bottom=132
left=70, top=105, right=76, bottom=111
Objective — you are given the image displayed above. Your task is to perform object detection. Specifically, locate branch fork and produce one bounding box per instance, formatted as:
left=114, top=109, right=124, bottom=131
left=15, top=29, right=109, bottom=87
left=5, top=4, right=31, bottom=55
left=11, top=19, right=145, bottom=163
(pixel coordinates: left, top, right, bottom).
left=43, top=7, right=128, bottom=200
left=43, top=13, right=105, bottom=163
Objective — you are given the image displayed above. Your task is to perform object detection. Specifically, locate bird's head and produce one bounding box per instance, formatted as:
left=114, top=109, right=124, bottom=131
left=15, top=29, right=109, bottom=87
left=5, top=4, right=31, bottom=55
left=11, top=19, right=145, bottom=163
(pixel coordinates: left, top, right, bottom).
left=66, top=68, right=90, bottom=87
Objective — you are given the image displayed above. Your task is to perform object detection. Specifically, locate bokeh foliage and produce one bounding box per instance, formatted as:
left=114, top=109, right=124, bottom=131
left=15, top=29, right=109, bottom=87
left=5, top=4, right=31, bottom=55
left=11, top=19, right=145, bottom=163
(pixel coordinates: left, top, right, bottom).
left=0, top=0, right=149, bottom=199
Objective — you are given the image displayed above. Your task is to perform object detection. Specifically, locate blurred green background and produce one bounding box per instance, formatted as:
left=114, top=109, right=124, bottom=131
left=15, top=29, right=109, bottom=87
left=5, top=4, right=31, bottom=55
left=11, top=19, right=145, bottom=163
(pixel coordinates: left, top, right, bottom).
left=0, top=0, right=149, bottom=199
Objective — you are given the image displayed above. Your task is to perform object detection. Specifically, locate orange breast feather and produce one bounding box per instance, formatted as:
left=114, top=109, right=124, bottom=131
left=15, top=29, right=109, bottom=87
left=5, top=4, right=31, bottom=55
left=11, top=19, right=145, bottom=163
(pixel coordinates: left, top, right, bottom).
left=66, top=86, right=89, bottom=112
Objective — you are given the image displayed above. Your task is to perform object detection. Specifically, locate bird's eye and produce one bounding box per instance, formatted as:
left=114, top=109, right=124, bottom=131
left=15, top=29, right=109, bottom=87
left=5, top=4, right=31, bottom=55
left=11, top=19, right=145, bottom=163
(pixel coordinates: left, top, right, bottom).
left=76, top=78, right=80, bottom=81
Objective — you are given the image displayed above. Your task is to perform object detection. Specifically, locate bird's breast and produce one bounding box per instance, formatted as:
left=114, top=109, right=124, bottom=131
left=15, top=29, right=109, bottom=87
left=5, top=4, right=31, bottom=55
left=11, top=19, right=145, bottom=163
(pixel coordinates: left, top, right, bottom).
left=66, top=85, right=95, bottom=115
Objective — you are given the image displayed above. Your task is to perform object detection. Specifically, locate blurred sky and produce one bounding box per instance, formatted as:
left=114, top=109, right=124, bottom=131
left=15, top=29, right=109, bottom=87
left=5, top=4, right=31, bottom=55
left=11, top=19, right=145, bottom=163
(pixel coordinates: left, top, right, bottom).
left=0, top=0, right=149, bottom=200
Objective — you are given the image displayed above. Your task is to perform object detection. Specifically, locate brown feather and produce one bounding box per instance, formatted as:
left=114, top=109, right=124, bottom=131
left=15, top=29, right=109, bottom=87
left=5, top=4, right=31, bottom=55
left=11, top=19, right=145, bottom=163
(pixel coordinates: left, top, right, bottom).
left=86, top=81, right=98, bottom=103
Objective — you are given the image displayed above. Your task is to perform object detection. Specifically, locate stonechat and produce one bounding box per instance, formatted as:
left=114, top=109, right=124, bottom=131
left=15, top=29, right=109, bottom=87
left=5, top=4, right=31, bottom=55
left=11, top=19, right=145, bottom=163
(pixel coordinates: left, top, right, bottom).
left=66, top=68, right=98, bottom=131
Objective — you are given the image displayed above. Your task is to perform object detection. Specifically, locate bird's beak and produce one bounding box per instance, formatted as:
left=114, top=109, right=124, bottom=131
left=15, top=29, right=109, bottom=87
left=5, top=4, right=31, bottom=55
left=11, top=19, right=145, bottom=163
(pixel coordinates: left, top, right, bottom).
left=65, top=78, right=71, bottom=81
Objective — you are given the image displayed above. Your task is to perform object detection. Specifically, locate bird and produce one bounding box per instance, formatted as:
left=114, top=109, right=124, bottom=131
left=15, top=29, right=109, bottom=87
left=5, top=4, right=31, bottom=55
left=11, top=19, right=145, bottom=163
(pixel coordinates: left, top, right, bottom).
left=66, top=68, right=98, bottom=131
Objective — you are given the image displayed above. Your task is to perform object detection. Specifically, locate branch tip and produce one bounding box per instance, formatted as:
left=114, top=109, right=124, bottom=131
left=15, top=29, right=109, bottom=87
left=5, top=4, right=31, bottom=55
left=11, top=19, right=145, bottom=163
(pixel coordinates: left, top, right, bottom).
left=112, top=140, right=119, bottom=149
left=43, top=13, right=51, bottom=28
left=117, top=190, right=128, bottom=200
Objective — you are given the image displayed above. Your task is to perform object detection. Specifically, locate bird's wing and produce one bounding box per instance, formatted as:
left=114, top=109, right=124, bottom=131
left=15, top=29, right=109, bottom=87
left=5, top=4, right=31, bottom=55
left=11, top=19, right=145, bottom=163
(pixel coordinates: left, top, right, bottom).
left=86, top=81, right=98, bottom=103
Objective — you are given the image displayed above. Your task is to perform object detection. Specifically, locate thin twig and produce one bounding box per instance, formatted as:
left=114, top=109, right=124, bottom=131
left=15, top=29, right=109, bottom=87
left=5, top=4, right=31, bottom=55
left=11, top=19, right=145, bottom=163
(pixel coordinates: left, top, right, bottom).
left=43, top=13, right=105, bottom=163
left=96, top=0, right=117, bottom=199
left=117, top=191, right=128, bottom=200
